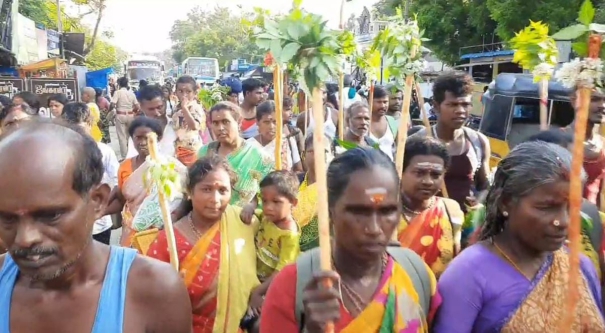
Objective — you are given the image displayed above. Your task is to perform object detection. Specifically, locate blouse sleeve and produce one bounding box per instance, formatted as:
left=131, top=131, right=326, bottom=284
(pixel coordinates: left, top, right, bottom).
left=432, top=254, right=483, bottom=333
left=260, top=264, right=299, bottom=332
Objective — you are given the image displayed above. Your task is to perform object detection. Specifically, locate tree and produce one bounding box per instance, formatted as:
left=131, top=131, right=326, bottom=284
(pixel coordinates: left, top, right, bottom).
left=169, top=6, right=268, bottom=66
left=486, top=0, right=584, bottom=41
left=71, top=0, right=107, bottom=56
left=374, top=0, right=605, bottom=65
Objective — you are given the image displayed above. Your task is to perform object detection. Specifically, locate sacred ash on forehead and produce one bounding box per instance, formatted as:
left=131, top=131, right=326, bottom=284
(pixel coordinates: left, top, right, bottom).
left=416, top=162, right=443, bottom=171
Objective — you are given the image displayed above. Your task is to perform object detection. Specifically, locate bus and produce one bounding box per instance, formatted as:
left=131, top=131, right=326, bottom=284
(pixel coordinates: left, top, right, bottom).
left=181, top=57, right=220, bottom=86
left=124, top=55, right=164, bottom=89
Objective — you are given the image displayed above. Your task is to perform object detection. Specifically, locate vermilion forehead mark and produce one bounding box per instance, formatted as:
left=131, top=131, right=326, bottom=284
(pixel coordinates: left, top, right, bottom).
left=366, top=188, right=387, bottom=206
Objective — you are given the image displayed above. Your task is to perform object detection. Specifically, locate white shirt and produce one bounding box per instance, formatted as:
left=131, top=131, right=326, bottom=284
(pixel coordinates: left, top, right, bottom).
left=246, top=136, right=301, bottom=170
left=126, top=119, right=177, bottom=158
left=95, top=142, right=119, bottom=235
left=370, top=126, right=395, bottom=161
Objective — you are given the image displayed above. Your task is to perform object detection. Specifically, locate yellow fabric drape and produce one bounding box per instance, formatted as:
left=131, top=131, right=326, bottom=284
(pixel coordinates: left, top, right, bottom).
left=213, top=205, right=260, bottom=333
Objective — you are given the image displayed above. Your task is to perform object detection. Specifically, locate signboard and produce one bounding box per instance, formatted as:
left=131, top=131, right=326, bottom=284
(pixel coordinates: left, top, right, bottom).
left=128, top=61, right=160, bottom=68
left=0, top=78, right=24, bottom=99
left=47, top=29, right=60, bottom=55
left=29, top=78, right=78, bottom=118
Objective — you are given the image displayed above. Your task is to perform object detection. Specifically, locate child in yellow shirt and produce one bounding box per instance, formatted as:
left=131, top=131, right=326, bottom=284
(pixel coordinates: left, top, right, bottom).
left=245, top=170, right=300, bottom=327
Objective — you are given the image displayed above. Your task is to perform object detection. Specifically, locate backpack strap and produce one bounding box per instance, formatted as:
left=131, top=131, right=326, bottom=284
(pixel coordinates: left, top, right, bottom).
left=462, top=127, right=484, bottom=167
left=295, top=247, right=432, bottom=330
left=295, top=248, right=321, bottom=331
left=386, top=247, right=432, bottom=317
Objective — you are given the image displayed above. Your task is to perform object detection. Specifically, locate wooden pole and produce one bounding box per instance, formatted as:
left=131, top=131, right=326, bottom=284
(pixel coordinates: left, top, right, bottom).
left=338, top=73, right=345, bottom=140
left=600, top=125, right=605, bottom=212
left=274, top=65, right=283, bottom=170
left=560, top=33, right=602, bottom=332
left=311, top=87, right=334, bottom=333
left=147, top=133, right=179, bottom=271
left=539, top=78, right=549, bottom=130
left=368, top=80, right=374, bottom=133
left=338, top=0, right=346, bottom=140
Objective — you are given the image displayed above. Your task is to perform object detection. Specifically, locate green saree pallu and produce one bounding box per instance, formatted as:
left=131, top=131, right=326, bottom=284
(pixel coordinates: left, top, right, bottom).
left=198, top=141, right=274, bottom=207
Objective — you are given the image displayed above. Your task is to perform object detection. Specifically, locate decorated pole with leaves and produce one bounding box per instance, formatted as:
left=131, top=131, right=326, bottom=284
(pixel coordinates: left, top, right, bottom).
left=338, top=0, right=346, bottom=140
left=255, top=2, right=354, bottom=331
left=144, top=133, right=181, bottom=271
left=509, top=21, right=559, bottom=130
left=551, top=0, right=603, bottom=330
left=372, top=12, right=426, bottom=177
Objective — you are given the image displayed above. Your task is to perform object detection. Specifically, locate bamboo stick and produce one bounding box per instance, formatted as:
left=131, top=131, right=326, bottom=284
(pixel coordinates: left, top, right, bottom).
left=560, top=33, right=602, bottom=332
left=338, top=73, right=345, bottom=140
left=539, top=78, right=549, bottom=130
left=600, top=124, right=605, bottom=212
left=274, top=65, right=283, bottom=170
left=147, top=133, right=179, bottom=271
left=338, top=0, right=346, bottom=140
left=311, top=87, right=334, bottom=333
left=368, top=80, right=374, bottom=133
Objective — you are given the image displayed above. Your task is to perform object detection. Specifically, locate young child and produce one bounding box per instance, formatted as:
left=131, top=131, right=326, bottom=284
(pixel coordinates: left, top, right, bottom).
left=246, top=170, right=300, bottom=324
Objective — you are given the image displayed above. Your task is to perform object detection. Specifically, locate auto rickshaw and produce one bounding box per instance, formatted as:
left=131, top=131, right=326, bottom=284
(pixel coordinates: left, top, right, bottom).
left=479, top=73, right=574, bottom=168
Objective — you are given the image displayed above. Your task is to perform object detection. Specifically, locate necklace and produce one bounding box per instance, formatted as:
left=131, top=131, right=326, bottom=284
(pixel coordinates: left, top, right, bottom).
left=332, top=253, right=388, bottom=314
left=402, top=196, right=435, bottom=216
left=491, top=238, right=529, bottom=280
left=188, top=213, right=203, bottom=239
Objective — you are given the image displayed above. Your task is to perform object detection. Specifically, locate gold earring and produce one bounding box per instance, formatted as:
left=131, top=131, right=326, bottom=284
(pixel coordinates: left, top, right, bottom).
left=502, top=211, right=508, bottom=217
left=553, top=220, right=560, bottom=226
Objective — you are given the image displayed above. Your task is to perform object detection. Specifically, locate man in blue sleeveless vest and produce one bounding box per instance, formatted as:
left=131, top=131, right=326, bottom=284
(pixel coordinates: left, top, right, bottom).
left=0, top=120, right=192, bottom=333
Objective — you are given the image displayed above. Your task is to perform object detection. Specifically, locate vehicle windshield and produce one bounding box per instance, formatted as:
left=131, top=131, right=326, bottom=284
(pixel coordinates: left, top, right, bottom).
left=185, top=59, right=216, bottom=77
left=127, top=68, right=160, bottom=81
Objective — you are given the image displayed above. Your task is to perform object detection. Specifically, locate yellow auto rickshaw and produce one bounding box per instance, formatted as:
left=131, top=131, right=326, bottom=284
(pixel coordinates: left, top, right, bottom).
left=479, top=73, right=574, bottom=168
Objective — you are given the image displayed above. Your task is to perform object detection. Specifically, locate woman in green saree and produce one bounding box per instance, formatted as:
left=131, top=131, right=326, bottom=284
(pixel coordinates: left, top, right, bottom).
left=198, top=101, right=274, bottom=207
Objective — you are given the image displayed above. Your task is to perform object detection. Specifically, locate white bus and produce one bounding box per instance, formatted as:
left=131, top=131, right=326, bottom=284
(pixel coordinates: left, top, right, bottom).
left=125, top=55, right=164, bottom=89
left=182, top=57, right=219, bottom=86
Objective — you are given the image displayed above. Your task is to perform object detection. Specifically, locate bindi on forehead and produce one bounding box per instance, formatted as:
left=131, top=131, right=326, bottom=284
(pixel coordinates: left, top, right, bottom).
left=365, top=187, right=387, bottom=206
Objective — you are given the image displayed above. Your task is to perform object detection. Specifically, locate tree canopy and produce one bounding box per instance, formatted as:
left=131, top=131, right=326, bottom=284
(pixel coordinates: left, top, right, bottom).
left=18, top=0, right=125, bottom=71
left=374, top=0, right=605, bottom=64
left=169, top=6, right=268, bottom=65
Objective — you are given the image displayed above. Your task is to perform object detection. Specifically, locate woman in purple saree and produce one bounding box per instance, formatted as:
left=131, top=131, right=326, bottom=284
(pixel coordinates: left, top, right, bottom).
left=433, top=141, right=605, bottom=333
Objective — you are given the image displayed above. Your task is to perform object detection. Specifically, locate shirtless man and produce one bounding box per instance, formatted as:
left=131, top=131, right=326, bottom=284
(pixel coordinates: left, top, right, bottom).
left=0, top=121, right=192, bottom=333
left=412, top=71, right=491, bottom=212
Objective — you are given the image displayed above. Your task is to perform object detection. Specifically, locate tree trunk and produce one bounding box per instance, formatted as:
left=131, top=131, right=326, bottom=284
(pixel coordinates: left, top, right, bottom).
left=83, top=1, right=105, bottom=56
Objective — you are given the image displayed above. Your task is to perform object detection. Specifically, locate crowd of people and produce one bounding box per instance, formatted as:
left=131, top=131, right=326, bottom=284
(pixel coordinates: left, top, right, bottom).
left=0, top=69, right=603, bottom=332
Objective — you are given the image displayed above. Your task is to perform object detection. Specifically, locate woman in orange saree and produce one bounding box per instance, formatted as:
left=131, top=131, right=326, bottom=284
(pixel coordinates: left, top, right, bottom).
left=398, top=137, right=464, bottom=278
left=144, top=155, right=259, bottom=333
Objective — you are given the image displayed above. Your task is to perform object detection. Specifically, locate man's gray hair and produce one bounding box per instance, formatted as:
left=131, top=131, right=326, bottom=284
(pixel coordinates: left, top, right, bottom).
left=480, top=141, right=584, bottom=240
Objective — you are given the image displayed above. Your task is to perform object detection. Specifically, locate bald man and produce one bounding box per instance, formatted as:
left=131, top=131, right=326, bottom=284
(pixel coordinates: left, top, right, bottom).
left=81, top=87, right=103, bottom=142
left=0, top=120, right=192, bottom=332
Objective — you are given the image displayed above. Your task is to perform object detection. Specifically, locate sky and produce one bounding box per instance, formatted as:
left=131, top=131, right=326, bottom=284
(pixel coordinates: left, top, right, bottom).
left=94, top=0, right=379, bottom=54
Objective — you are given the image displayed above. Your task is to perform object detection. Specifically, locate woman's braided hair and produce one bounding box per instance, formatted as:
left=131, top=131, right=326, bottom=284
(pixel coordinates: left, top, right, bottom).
left=479, top=141, right=583, bottom=241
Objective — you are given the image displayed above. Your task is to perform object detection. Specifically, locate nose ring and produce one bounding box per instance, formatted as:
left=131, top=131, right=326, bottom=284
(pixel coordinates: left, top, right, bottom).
left=553, top=220, right=560, bottom=226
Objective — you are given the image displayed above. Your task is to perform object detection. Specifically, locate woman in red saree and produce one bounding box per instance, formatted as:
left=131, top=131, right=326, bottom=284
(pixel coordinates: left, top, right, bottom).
left=143, top=155, right=259, bottom=332
left=398, top=137, right=464, bottom=278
